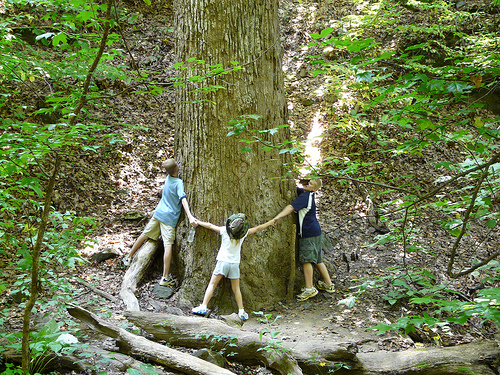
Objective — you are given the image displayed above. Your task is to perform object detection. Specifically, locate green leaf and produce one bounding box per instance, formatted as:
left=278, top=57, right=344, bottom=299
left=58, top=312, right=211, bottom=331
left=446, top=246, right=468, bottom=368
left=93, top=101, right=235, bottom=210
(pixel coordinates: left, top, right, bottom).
left=379, top=51, right=395, bottom=59
left=356, top=71, right=373, bottom=83
left=20, top=177, right=43, bottom=197
left=76, top=10, right=94, bottom=22
left=270, top=330, right=281, bottom=338
left=187, top=75, right=203, bottom=82
left=446, top=81, right=471, bottom=94
left=428, top=80, right=445, bottom=91
left=52, top=33, right=67, bottom=47
left=310, top=27, right=333, bottom=39
left=368, top=322, right=395, bottom=335
left=447, top=314, right=471, bottom=325
left=40, top=318, right=59, bottom=336
left=485, top=219, right=497, bottom=229
left=435, top=161, right=454, bottom=171
left=140, top=363, right=159, bottom=374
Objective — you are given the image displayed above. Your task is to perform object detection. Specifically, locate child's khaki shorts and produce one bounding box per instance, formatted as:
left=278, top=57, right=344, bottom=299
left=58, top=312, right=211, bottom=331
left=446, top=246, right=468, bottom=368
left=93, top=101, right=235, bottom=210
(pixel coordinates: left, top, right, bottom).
left=143, top=217, right=176, bottom=245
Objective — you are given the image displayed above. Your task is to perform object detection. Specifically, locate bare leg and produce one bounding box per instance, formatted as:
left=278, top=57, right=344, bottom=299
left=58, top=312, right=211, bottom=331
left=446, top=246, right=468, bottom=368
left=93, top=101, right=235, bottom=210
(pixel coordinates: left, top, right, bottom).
left=303, top=262, right=314, bottom=288
left=230, top=278, right=244, bottom=310
left=162, top=243, right=173, bottom=279
left=315, top=263, right=332, bottom=286
left=128, top=234, right=149, bottom=259
left=201, top=274, right=223, bottom=306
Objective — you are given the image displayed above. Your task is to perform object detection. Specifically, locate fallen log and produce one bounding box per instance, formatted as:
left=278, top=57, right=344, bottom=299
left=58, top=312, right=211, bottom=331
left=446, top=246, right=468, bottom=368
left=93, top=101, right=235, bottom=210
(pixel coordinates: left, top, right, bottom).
left=1, top=346, right=88, bottom=374
left=124, top=311, right=500, bottom=375
left=74, top=277, right=117, bottom=303
left=2, top=345, right=170, bottom=374
left=120, top=239, right=159, bottom=311
left=67, top=304, right=237, bottom=375
left=125, top=310, right=341, bottom=375
left=78, top=345, right=170, bottom=375
left=356, top=340, right=500, bottom=375
left=282, top=339, right=360, bottom=373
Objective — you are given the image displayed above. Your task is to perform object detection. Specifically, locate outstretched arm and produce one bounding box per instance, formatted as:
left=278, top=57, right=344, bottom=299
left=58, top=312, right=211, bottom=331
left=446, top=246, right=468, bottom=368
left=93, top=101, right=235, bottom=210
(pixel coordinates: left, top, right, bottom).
left=181, top=197, right=197, bottom=227
left=248, top=219, right=275, bottom=235
left=272, top=204, right=295, bottom=225
left=195, top=219, right=221, bottom=234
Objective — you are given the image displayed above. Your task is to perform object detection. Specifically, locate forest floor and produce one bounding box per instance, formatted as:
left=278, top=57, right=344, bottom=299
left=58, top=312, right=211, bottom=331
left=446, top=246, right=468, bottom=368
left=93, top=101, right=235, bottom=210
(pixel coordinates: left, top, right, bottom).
left=2, top=0, right=499, bottom=374
left=72, top=0, right=498, bottom=373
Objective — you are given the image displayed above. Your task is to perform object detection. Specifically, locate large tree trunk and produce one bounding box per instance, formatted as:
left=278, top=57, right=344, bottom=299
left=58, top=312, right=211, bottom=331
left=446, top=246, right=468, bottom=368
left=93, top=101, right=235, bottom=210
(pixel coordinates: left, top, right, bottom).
left=172, top=0, right=296, bottom=313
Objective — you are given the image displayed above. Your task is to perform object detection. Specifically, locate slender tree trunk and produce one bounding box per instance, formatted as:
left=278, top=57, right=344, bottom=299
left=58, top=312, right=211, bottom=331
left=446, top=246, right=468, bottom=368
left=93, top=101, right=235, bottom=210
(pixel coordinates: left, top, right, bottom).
left=173, top=0, right=296, bottom=312
left=22, top=0, right=113, bottom=368
left=22, top=156, right=61, bottom=372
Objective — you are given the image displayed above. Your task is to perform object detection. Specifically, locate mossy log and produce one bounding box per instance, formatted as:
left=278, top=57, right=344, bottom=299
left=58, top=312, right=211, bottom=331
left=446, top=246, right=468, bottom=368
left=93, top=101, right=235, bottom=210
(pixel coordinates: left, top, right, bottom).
left=67, top=304, right=237, bottom=375
left=124, top=311, right=500, bottom=375
left=1, top=342, right=168, bottom=374
left=355, top=340, right=500, bottom=375
left=125, top=310, right=348, bottom=375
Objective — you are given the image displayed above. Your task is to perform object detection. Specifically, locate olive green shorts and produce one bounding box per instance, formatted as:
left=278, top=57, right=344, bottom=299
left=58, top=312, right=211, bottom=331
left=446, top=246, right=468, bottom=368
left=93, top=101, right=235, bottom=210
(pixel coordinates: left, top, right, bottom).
left=298, top=235, right=323, bottom=264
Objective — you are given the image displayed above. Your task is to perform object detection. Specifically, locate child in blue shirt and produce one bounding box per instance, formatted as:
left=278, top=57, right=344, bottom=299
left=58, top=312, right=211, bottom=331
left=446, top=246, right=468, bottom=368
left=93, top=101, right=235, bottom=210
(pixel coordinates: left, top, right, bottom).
left=123, top=159, right=196, bottom=286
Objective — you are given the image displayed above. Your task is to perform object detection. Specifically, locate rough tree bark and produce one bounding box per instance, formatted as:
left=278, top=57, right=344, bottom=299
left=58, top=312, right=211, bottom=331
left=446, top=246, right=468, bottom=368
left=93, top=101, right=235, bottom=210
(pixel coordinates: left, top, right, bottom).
left=355, top=341, right=500, bottom=375
left=172, top=0, right=297, bottom=313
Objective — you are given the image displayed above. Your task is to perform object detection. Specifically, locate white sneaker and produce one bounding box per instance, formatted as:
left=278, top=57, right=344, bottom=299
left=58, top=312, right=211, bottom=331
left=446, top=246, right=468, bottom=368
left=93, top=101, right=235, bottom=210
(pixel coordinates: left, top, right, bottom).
left=238, top=310, right=249, bottom=321
left=122, top=257, right=131, bottom=267
left=192, top=305, right=208, bottom=316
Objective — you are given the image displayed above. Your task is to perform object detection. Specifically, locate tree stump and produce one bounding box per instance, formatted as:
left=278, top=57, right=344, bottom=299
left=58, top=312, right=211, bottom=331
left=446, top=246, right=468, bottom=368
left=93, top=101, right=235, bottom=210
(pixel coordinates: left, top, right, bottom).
left=120, top=239, right=159, bottom=311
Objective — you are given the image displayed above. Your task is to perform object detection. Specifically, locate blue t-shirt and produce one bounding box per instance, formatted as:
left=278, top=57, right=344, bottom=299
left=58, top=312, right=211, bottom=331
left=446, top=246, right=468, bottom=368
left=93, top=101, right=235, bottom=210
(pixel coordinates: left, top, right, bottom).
left=291, top=187, right=321, bottom=238
left=153, top=175, right=187, bottom=227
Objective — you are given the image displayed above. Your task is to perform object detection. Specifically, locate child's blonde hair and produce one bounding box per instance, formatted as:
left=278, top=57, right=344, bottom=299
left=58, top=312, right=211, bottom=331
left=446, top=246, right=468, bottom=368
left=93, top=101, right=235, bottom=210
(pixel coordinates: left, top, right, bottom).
left=312, top=178, right=322, bottom=189
left=162, top=159, right=179, bottom=176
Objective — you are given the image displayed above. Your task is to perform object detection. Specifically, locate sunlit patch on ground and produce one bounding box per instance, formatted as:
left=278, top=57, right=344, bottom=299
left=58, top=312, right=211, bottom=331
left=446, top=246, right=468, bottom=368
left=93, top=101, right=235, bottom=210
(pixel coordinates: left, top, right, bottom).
left=300, top=110, right=326, bottom=177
